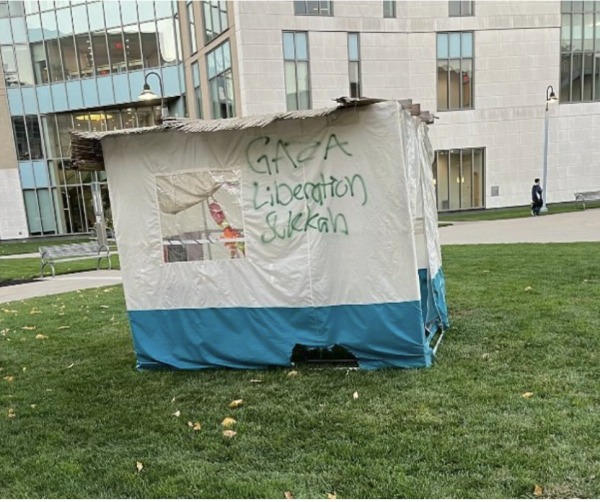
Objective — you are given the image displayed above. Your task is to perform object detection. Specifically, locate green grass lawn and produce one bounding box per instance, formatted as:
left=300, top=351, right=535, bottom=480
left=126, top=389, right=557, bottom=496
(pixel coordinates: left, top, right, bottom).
left=439, top=202, right=600, bottom=222
left=0, top=237, right=92, bottom=257
left=0, top=255, right=119, bottom=283
left=1, top=243, right=599, bottom=498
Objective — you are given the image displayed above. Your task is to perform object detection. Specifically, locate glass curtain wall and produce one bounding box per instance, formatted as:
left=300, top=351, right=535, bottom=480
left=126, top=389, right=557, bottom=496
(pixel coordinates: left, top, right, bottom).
left=561, top=1, right=600, bottom=102
left=437, top=32, right=474, bottom=111
left=432, top=149, right=485, bottom=211
left=0, top=1, right=183, bottom=236
left=206, top=40, right=235, bottom=118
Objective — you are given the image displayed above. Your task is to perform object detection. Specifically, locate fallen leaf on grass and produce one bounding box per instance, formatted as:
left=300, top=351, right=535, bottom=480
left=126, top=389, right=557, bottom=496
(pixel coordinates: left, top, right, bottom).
left=30, top=404, right=36, bottom=409
left=287, top=371, right=298, bottom=378
left=284, top=491, right=294, bottom=499
left=66, top=363, right=75, bottom=369
left=3, top=376, right=14, bottom=383
left=221, top=417, right=236, bottom=427
left=22, top=326, right=36, bottom=331
left=171, top=397, right=176, bottom=403
left=8, top=408, right=15, bottom=419
left=22, top=367, right=26, bottom=372
left=328, top=493, right=337, bottom=499
left=172, top=410, right=181, bottom=418
left=482, top=353, right=489, bottom=360
left=2, top=309, right=17, bottom=314
left=58, top=326, right=71, bottom=330
left=222, top=430, right=237, bottom=438
left=352, top=391, right=359, bottom=400
left=103, top=288, right=114, bottom=293
left=100, top=305, right=110, bottom=309
left=524, top=286, right=533, bottom=291
left=250, top=379, right=263, bottom=383
left=534, top=485, right=543, bottom=496
left=522, top=392, right=534, bottom=399
left=35, top=334, right=48, bottom=340
left=192, top=422, right=201, bottom=431
left=30, top=309, right=42, bottom=315
left=136, top=461, right=143, bottom=472
left=229, top=399, right=244, bottom=409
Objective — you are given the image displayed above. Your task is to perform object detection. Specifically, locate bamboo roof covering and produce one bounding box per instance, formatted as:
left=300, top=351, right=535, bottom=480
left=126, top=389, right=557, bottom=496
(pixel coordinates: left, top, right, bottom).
left=70, top=97, right=435, bottom=171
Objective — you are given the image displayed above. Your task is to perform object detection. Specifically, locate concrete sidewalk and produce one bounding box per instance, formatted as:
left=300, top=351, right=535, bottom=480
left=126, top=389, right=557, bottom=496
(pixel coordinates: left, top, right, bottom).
left=440, top=208, right=600, bottom=245
left=0, top=270, right=122, bottom=304
left=0, top=252, right=39, bottom=260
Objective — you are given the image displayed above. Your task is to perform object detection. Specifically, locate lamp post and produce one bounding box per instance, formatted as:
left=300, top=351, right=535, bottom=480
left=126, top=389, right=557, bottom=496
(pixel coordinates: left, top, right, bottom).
left=540, top=85, right=558, bottom=212
left=138, top=71, right=168, bottom=122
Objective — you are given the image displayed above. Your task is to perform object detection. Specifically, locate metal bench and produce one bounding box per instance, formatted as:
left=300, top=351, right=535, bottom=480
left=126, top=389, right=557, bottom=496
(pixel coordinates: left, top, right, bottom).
left=40, top=242, right=111, bottom=278
left=575, top=190, right=600, bottom=210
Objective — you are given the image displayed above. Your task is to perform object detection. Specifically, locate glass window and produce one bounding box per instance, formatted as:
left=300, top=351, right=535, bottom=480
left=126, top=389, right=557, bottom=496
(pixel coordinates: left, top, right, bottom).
left=203, top=1, right=228, bottom=43
left=283, top=31, right=311, bottom=111
left=56, top=8, right=73, bottom=37
left=42, top=115, right=61, bottom=158
left=561, top=4, right=600, bottom=102
left=157, top=170, right=246, bottom=263
left=104, top=2, right=121, bottom=28
left=140, top=21, right=160, bottom=68
left=107, top=28, right=127, bottom=73
left=348, top=33, right=360, bottom=98
left=157, top=18, right=178, bottom=65
left=192, top=61, right=202, bottom=118
left=0, top=18, right=11, bottom=44
left=26, top=116, right=43, bottom=160
left=24, top=1, right=39, bottom=14
left=24, top=190, right=42, bottom=234
left=383, top=1, right=396, bottom=18
left=121, top=0, right=138, bottom=25
left=1, top=46, right=18, bottom=87
left=88, top=2, right=106, bottom=32
left=449, top=1, right=473, bottom=17
left=11, top=17, right=27, bottom=44
left=138, top=0, right=155, bottom=22
left=31, top=42, right=50, bottom=84
left=26, top=13, right=42, bottom=43
left=76, top=33, right=94, bottom=77
left=0, top=1, right=8, bottom=18
left=60, top=36, right=79, bottom=80
left=91, top=31, right=110, bottom=76
left=41, top=10, right=57, bottom=40
left=294, top=1, right=332, bottom=16
left=123, top=25, right=143, bottom=71
left=56, top=113, right=73, bottom=156
left=15, top=45, right=34, bottom=86
left=187, top=2, right=197, bottom=54
left=207, top=40, right=235, bottom=118
left=437, top=31, right=474, bottom=111
left=46, top=38, right=64, bottom=82
left=137, top=107, right=156, bottom=127
left=12, top=116, right=29, bottom=160
left=155, top=1, right=172, bottom=19
left=8, top=1, right=24, bottom=17
left=433, top=148, right=485, bottom=211
left=71, top=4, right=89, bottom=35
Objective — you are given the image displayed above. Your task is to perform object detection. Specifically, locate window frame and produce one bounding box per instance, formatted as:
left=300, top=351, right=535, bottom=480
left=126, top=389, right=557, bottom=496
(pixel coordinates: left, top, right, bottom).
left=436, top=31, right=475, bottom=112
left=283, top=31, right=312, bottom=111
left=187, top=1, right=198, bottom=55
left=560, top=1, right=600, bottom=103
left=348, top=32, right=361, bottom=98
left=206, top=39, right=236, bottom=119
left=202, top=0, right=229, bottom=44
left=432, top=148, right=486, bottom=212
left=293, top=1, right=333, bottom=16
left=448, top=1, right=474, bottom=17
left=383, top=1, right=396, bottom=18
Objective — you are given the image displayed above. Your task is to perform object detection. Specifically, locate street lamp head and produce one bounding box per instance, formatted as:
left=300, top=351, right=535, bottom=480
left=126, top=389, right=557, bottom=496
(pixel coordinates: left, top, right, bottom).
left=548, top=90, right=558, bottom=103
left=546, top=85, right=558, bottom=104
left=138, top=83, right=158, bottom=101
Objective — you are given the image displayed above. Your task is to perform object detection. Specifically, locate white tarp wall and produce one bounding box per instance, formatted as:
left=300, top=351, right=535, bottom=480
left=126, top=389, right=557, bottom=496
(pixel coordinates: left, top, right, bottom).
left=102, top=101, right=445, bottom=370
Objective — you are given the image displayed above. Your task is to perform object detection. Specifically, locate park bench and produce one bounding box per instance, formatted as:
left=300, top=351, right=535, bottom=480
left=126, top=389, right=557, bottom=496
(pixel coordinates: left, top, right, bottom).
left=39, top=242, right=111, bottom=278
left=574, top=190, right=600, bottom=210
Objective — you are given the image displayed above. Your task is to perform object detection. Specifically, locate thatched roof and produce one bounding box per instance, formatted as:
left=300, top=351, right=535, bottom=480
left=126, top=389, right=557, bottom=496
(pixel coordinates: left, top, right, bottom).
left=70, top=97, right=435, bottom=171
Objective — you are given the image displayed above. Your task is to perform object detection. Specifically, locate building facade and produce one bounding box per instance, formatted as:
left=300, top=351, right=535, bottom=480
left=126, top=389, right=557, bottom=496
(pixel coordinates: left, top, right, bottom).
left=1, top=0, right=599, bottom=239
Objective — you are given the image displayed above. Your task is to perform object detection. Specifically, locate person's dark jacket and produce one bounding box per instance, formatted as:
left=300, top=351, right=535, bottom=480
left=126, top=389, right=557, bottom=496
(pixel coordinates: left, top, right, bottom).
left=532, top=184, right=543, bottom=202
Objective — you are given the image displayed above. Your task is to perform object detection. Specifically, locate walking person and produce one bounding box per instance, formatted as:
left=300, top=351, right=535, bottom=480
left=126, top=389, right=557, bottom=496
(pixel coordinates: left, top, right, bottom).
left=531, top=178, right=543, bottom=216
